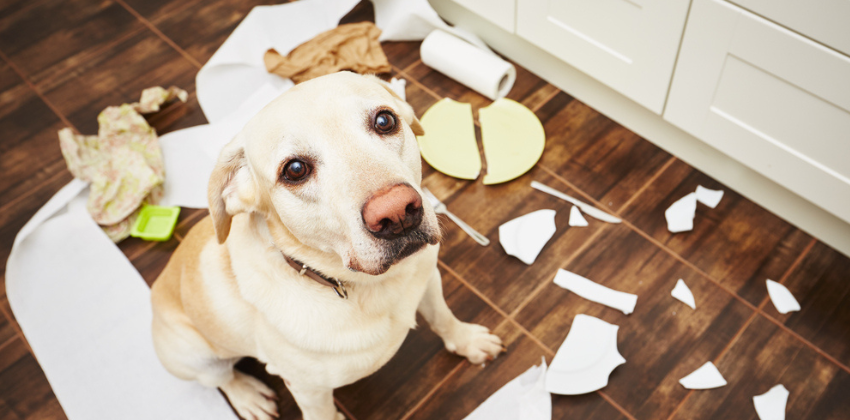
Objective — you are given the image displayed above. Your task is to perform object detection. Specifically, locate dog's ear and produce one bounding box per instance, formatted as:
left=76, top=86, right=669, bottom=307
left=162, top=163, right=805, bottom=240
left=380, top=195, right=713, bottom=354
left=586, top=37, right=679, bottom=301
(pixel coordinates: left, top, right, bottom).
left=369, top=75, right=425, bottom=136
left=208, top=134, right=258, bottom=244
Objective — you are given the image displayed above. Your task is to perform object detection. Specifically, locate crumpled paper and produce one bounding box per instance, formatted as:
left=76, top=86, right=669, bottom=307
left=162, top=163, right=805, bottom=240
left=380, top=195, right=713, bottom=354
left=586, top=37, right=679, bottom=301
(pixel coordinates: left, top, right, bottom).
left=264, top=21, right=391, bottom=83
left=58, top=86, right=187, bottom=241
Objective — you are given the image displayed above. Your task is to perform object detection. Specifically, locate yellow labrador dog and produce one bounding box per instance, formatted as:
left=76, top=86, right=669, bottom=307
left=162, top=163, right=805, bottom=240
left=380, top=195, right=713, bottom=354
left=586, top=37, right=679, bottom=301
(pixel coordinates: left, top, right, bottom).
left=151, top=72, right=503, bottom=420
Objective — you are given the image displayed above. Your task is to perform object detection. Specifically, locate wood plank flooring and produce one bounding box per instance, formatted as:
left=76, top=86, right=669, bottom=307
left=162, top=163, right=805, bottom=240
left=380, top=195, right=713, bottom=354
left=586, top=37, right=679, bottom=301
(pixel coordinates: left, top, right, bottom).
left=1, top=1, right=848, bottom=419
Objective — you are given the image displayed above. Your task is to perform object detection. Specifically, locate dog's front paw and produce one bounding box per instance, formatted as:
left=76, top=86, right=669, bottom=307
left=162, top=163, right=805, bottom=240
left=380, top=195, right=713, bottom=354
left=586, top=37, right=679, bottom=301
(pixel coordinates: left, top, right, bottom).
left=444, top=322, right=504, bottom=365
left=220, top=371, right=279, bottom=420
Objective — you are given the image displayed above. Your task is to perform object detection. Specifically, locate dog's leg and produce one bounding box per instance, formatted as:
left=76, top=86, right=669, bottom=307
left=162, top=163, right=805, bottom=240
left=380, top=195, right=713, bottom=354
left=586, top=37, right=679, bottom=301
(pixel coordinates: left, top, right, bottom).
left=152, top=316, right=278, bottom=419
left=417, top=268, right=504, bottom=364
left=285, top=382, right=344, bottom=420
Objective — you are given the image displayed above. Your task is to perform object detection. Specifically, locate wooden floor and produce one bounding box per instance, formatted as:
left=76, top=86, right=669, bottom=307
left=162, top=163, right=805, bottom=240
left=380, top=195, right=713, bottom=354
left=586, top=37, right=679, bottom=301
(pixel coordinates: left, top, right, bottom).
left=1, top=1, right=849, bottom=419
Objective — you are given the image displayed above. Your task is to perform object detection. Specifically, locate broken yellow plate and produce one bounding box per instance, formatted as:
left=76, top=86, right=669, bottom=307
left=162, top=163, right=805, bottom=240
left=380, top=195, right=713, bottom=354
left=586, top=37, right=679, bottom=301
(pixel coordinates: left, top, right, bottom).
left=417, top=98, right=481, bottom=180
left=479, top=98, right=545, bottom=185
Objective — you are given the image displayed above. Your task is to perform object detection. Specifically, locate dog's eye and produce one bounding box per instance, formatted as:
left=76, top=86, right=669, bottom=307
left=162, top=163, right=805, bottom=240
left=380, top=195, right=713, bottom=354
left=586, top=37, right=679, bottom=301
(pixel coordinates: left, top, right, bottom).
left=374, top=110, right=396, bottom=134
left=282, top=159, right=311, bottom=182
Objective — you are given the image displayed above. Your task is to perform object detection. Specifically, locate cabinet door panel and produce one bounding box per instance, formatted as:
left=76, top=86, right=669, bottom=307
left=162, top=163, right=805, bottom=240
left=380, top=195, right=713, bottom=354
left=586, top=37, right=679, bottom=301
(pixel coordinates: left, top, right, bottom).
left=516, top=0, right=690, bottom=113
left=665, top=0, right=850, bottom=223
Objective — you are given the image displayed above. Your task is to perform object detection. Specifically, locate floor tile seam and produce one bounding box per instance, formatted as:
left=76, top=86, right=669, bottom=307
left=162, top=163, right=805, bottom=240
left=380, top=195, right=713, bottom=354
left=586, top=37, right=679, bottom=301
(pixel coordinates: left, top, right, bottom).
left=401, top=59, right=422, bottom=74
left=392, top=65, right=443, bottom=102
left=398, top=361, right=465, bottom=420
left=508, top=224, right=610, bottom=318
left=0, top=49, right=79, bottom=132
left=145, top=0, right=207, bottom=28
left=664, top=389, right=694, bottom=420
left=436, top=260, right=513, bottom=321
left=713, top=309, right=760, bottom=366
left=31, top=25, right=148, bottom=93
left=0, top=157, right=67, bottom=212
left=616, top=156, right=678, bottom=214
left=126, top=240, right=163, bottom=262
left=112, top=0, right=203, bottom=69
left=776, top=237, right=817, bottom=286
left=529, top=87, right=562, bottom=113
left=597, top=390, right=639, bottom=420
left=534, top=165, right=761, bottom=311
left=333, top=397, right=358, bottom=420
left=757, top=311, right=850, bottom=374
left=0, top=335, right=17, bottom=354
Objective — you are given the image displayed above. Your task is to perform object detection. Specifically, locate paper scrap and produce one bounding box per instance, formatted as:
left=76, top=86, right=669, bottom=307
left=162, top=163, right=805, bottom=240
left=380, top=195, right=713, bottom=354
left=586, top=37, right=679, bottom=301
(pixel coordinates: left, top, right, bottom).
left=479, top=99, right=544, bottom=184
left=546, top=314, right=625, bottom=395
left=417, top=98, right=481, bottom=179
left=696, top=185, right=724, bottom=208
left=679, top=361, right=727, bottom=389
left=499, top=210, right=557, bottom=265
left=766, top=280, right=801, bottom=314
left=464, top=358, right=551, bottom=420
left=568, top=206, right=588, bottom=227
left=671, top=279, right=696, bottom=309
left=753, top=384, right=789, bottom=420
left=263, top=22, right=390, bottom=84
left=553, top=269, right=637, bottom=315
left=665, top=192, right=697, bottom=233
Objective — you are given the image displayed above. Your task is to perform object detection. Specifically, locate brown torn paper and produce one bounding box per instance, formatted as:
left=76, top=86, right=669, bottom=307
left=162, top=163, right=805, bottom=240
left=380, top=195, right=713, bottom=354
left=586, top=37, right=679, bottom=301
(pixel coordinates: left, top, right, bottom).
left=264, top=21, right=391, bottom=83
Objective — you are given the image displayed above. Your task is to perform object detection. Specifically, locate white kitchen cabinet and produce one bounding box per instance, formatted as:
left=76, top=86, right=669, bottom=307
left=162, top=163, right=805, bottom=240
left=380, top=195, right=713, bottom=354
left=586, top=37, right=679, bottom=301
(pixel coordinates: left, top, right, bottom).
left=450, top=0, right=516, bottom=33
left=665, top=0, right=850, bottom=224
left=514, top=0, right=690, bottom=114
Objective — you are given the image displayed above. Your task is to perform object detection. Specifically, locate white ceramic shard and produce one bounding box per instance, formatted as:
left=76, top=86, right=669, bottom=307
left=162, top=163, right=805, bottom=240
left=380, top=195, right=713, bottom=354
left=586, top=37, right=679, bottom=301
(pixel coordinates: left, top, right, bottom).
left=388, top=77, right=406, bottom=101
left=568, top=206, right=588, bottom=227
left=696, top=185, right=724, bottom=208
left=679, top=362, right=727, bottom=389
left=499, top=210, right=557, bottom=265
left=753, top=384, right=789, bottom=420
left=665, top=192, right=697, bottom=233
left=464, top=357, right=551, bottom=420
left=671, top=279, right=696, bottom=309
left=546, top=314, right=625, bottom=395
left=766, top=280, right=801, bottom=314
left=553, top=269, right=637, bottom=315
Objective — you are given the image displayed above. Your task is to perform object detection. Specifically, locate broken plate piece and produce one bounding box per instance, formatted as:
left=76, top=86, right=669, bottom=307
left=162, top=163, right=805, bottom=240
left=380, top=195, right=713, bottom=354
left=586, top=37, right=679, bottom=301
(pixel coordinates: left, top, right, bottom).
left=479, top=98, right=545, bottom=185
left=553, top=269, right=637, bottom=315
left=671, top=279, right=696, bottom=309
left=665, top=192, right=697, bottom=233
left=753, top=384, right=789, bottom=420
left=546, top=314, right=626, bottom=395
left=679, top=361, right=727, bottom=389
left=568, top=206, right=588, bottom=227
left=696, top=185, right=724, bottom=208
left=464, top=357, right=551, bottom=420
left=417, top=98, right=481, bottom=179
left=499, top=210, right=556, bottom=265
left=766, top=280, right=801, bottom=314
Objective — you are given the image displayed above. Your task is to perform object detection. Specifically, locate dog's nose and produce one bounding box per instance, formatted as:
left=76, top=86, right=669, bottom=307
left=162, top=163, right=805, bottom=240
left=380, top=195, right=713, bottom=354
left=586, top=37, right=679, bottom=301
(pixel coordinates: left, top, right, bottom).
left=362, top=183, right=424, bottom=240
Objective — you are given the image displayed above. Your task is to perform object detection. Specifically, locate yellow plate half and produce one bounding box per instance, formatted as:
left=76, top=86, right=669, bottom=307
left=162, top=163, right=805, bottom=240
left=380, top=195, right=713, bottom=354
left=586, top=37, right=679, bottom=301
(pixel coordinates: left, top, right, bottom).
left=479, top=98, right=545, bottom=185
left=417, top=98, right=481, bottom=180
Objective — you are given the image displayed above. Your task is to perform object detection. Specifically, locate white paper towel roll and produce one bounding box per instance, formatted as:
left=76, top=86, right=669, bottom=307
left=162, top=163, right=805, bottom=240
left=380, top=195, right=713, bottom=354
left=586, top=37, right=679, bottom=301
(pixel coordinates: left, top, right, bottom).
left=420, top=30, right=516, bottom=100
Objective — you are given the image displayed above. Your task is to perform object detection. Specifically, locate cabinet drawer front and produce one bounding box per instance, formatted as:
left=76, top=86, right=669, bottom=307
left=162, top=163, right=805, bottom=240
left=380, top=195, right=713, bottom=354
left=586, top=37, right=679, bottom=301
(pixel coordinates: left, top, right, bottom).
left=730, top=0, right=850, bottom=57
left=665, top=0, right=850, bottom=223
left=515, top=0, right=690, bottom=114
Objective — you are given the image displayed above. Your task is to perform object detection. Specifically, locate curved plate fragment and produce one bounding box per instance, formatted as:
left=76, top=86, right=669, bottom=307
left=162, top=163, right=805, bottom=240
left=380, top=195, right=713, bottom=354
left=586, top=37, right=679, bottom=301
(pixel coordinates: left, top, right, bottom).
left=480, top=99, right=545, bottom=185
left=766, top=280, right=800, bottom=314
left=546, top=314, right=626, bottom=395
left=679, top=361, right=727, bottom=389
left=753, top=384, right=789, bottom=420
left=499, top=209, right=556, bottom=265
left=417, top=98, right=481, bottom=179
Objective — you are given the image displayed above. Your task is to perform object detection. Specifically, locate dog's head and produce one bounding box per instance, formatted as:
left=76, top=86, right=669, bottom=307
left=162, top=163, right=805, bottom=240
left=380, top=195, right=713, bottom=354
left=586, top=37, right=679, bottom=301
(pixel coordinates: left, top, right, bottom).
left=208, top=72, right=440, bottom=275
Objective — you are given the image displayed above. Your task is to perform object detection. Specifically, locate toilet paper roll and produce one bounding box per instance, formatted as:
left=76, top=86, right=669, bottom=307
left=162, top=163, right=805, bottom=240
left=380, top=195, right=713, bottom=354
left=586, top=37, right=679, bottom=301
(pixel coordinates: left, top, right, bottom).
left=420, top=29, right=516, bottom=100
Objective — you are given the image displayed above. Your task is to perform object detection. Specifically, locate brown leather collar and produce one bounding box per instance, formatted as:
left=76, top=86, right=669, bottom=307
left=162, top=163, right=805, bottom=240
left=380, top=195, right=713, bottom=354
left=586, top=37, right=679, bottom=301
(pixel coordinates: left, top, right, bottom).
left=282, top=254, right=348, bottom=299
